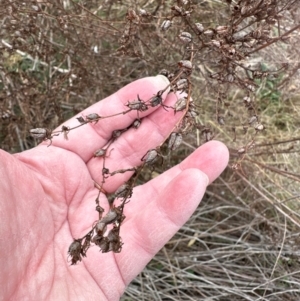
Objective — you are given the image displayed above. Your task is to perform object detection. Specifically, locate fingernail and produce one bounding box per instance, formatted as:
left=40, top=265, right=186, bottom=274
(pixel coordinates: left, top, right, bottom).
left=204, top=174, right=210, bottom=186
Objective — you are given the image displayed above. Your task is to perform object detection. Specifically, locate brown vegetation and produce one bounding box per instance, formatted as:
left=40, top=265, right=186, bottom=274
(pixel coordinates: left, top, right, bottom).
left=1, top=0, right=300, bottom=300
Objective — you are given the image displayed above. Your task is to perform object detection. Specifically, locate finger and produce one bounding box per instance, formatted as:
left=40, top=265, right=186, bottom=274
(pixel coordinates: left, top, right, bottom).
left=115, top=141, right=229, bottom=281
left=87, top=90, right=184, bottom=192
left=117, top=168, right=209, bottom=282
left=45, top=75, right=170, bottom=162
left=124, top=140, right=229, bottom=217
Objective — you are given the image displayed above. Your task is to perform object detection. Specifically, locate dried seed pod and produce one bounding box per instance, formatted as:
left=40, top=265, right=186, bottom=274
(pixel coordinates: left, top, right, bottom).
left=107, top=228, right=120, bottom=243
left=94, top=149, right=106, bottom=157
left=109, top=240, right=123, bottom=253
left=132, top=119, right=141, bottom=129
left=159, top=69, right=169, bottom=77
left=168, top=133, right=183, bottom=150
left=76, top=116, right=85, bottom=124
left=161, top=20, right=172, bottom=31
left=195, top=23, right=204, bottom=34
left=243, top=96, right=251, bottom=106
left=96, top=221, right=107, bottom=236
left=112, top=130, right=122, bottom=138
left=126, top=98, right=148, bottom=111
left=102, top=168, right=110, bottom=176
left=179, top=32, right=192, bottom=43
left=92, top=234, right=102, bottom=245
left=114, top=184, right=132, bottom=199
left=248, top=115, right=258, bottom=125
left=127, top=8, right=140, bottom=24
left=150, top=94, right=162, bottom=107
left=98, top=237, right=110, bottom=253
left=186, top=109, right=198, bottom=118
left=138, top=8, right=148, bottom=16
left=203, top=29, right=214, bottom=36
left=172, top=5, right=183, bottom=15
left=141, top=149, right=159, bottom=164
left=68, top=240, right=82, bottom=265
left=216, top=25, right=228, bottom=35
left=255, top=123, right=264, bottom=131
left=238, top=147, right=246, bottom=154
left=178, top=60, right=192, bottom=70
left=252, top=28, right=262, bottom=39
left=101, top=210, right=118, bottom=224
left=241, top=5, right=252, bottom=16
left=174, top=97, right=187, bottom=112
left=60, top=126, right=68, bottom=140
left=30, top=128, right=48, bottom=139
left=175, top=79, right=188, bottom=90
left=86, top=113, right=101, bottom=121
left=217, top=116, right=225, bottom=125
left=81, top=234, right=92, bottom=256
left=227, top=74, right=235, bottom=82
left=246, top=84, right=255, bottom=92
left=228, top=47, right=236, bottom=56
left=96, top=205, right=104, bottom=219
left=211, top=40, right=221, bottom=48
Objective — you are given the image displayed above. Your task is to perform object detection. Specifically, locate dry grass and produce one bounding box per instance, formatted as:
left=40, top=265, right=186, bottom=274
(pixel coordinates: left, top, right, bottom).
left=1, top=0, right=300, bottom=300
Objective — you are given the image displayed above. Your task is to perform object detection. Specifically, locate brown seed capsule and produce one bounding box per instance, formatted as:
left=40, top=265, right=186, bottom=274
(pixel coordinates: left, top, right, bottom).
left=101, top=209, right=118, bottom=224
left=76, top=116, right=85, bottom=124
left=227, top=74, right=235, bottom=82
left=95, top=221, right=107, bottom=236
left=81, top=234, right=91, bottom=256
left=161, top=20, right=172, bottom=31
left=132, top=119, right=141, bottom=129
left=217, top=116, right=225, bottom=125
left=241, top=5, right=252, bottom=16
left=68, top=239, right=82, bottom=265
left=141, top=149, right=158, bottom=164
left=195, top=23, right=204, bottom=34
left=68, top=240, right=81, bottom=255
left=112, top=130, right=122, bottom=138
left=96, top=205, right=104, bottom=219
left=175, top=79, right=188, bottom=90
left=86, top=113, right=101, bottom=121
left=174, top=97, right=187, bottom=112
left=102, top=168, right=109, bottom=176
left=255, top=123, right=264, bottom=131
left=238, top=147, right=246, bottom=154
left=203, top=29, right=214, bottom=36
left=178, top=60, right=193, bottom=70
left=94, top=149, right=106, bottom=157
left=172, top=5, right=183, bottom=14
left=61, top=126, right=70, bottom=140
left=228, top=47, right=236, bottom=56
left=107, top=228, right=120, bottom=243
left=168, top=133, right=183, bottom=150
left=30, top=128, right=48, bottom=139
left=216, top=25, right=228, bottom=35
left=98, top=237, right=110, bottom=253
left=126, top=98, right=148, bottom=111
left=211, top=40, right=221, bottom=48
left=159, top=69, right=169, bottom=77
left=179, top=32, right=192, bottom=43
left=138, top=8, right=147, bottom=16
left=248, top=115, right=258, bottom=125
left=150, top=94, right=162, bottom=107
left=109, top=240, right=123, bottom=253
left=114, top=184, right=132, bottom=199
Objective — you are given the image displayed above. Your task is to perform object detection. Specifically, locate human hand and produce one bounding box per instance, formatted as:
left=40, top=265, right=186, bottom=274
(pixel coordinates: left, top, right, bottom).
left=0, top=75, right=229, bottom=301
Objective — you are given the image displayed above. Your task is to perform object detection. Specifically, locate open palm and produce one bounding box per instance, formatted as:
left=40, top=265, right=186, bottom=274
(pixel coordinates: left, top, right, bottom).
left=0, top=76, right=229, bottom=301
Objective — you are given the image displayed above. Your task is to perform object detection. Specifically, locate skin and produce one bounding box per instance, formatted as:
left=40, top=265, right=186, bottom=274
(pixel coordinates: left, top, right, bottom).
left=0, top=75, right=229, bottom=301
